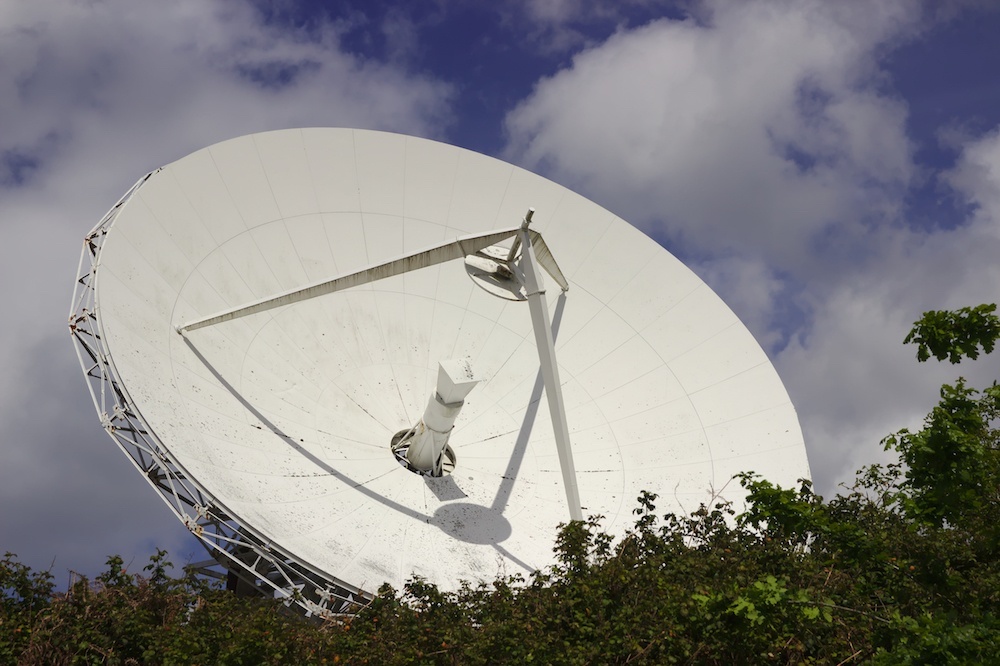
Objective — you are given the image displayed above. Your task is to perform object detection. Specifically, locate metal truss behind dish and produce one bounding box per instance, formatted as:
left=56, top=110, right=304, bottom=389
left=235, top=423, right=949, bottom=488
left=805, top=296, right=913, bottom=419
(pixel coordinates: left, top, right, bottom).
left=68, top=173, right=369, bottom=619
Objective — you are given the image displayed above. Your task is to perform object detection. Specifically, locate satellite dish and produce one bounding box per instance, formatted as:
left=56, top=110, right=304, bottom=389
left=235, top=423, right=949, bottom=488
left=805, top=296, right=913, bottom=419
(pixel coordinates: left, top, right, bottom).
left=69, top=128, right=810, bottom=616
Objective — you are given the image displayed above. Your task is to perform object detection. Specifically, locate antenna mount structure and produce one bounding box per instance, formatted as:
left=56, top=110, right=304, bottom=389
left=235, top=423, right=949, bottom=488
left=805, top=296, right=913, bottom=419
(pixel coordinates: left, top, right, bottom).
left=69, top=128, right=810, bottom=617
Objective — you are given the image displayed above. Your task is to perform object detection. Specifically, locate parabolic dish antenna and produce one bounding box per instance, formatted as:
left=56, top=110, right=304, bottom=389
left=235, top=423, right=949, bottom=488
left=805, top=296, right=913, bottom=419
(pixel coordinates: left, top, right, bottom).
left=69, top=128, right=809, bottom=616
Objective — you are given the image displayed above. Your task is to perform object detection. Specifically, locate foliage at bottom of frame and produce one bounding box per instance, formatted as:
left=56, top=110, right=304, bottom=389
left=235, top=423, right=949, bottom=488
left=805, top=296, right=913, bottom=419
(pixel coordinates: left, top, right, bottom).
left=4, top=305, right=1000, bottom=665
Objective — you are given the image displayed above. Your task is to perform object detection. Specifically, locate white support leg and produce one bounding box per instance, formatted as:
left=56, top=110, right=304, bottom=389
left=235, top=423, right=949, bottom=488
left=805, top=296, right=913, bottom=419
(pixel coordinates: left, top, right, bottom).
left=516, top=211, right=583, bottom=522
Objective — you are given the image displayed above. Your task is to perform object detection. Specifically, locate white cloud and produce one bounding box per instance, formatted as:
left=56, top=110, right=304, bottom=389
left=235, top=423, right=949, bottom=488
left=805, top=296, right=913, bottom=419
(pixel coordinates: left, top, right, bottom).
left=693, top=255, right=789, bottom=349
left=505, top=0, right=916, bottom=274
left=503, top=0, right=1000, bottom=495
left=1, top=0, right=451, bottom=179
left=0, top=0, right=453, bottom=578
left=772, top=124, right=1000, bottom=490
left=944, top=127, right=1000, bottom=224
left=775, top=209, right=1000, bottom=490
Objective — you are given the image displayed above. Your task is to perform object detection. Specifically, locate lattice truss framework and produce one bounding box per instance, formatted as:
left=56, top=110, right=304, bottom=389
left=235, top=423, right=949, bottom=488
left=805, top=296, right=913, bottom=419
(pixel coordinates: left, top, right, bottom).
left=68, top=173, right=369, bottom=618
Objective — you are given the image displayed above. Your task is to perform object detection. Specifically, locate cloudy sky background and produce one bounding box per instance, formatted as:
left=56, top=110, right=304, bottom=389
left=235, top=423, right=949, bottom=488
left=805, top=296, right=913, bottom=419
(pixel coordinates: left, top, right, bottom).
left=3, top=0, right=1000, bottom=582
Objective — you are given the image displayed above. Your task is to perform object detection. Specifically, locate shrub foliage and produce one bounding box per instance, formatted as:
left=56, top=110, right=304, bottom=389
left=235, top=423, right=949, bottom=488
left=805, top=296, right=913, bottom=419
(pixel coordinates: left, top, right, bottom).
left=3, top=306, right=999, bottom=664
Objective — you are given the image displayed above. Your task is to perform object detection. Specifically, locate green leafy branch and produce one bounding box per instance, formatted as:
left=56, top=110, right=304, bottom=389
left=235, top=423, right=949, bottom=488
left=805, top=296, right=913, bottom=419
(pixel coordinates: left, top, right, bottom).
left=904, top=304, right=1000, bottom=363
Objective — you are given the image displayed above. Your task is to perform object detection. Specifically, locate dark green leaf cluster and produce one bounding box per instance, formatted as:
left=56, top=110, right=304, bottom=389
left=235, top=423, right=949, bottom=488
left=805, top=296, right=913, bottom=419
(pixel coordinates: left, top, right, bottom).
left=0, top=552, right=54, bottom=663
left=1, top=552, right=357, bottom=665
left=904, top=304, right=1000, bottom=363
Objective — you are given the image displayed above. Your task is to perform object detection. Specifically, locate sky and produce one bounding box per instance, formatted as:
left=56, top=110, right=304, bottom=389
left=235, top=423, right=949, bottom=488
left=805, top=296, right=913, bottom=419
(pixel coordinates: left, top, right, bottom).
left=3, top=0, right=1000, bottom=584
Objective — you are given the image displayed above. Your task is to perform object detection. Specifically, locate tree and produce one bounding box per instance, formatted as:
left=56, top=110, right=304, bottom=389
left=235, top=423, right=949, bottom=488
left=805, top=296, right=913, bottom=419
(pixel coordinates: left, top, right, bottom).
left=886, top=302, right=1000, bottom=527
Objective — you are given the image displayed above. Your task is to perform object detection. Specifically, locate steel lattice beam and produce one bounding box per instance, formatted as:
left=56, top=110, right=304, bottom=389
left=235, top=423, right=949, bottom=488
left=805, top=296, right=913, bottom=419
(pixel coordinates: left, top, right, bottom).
left=69, top=173, right=369, bottom=618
